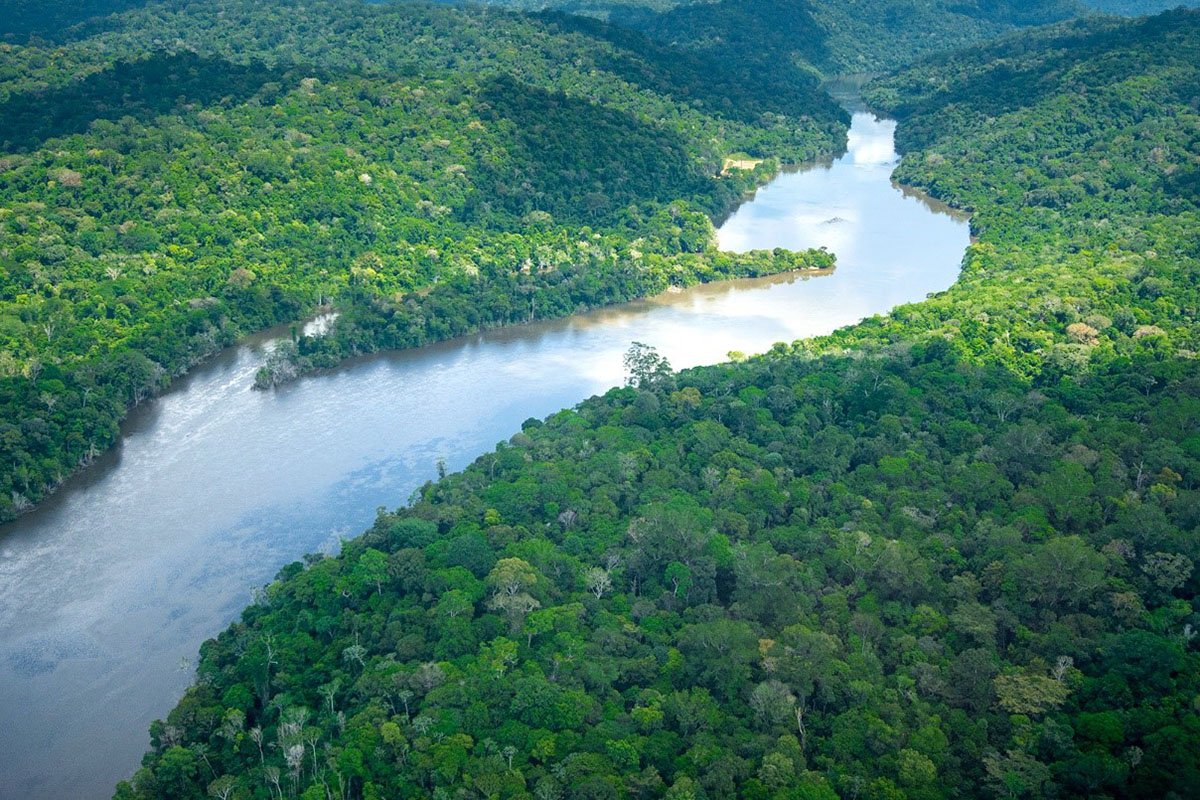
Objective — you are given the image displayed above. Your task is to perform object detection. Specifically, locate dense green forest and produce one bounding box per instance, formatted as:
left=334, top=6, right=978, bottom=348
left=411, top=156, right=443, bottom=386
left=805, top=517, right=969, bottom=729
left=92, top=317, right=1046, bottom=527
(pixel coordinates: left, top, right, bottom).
left=625, top=0, right=1082, bottom=73
left=852, top=8, right=1200, bottom=372
left=459, top=0, right=1082, bottom=73
left=1079, top=0, right=1199, bottom=14
left=0, top=0, right=1175, bottom=521
left=118, top=8, right=1200, bottom=800
left=0, top=0, right=847, bottom=521
left=0, top=0, right=149, bottom=41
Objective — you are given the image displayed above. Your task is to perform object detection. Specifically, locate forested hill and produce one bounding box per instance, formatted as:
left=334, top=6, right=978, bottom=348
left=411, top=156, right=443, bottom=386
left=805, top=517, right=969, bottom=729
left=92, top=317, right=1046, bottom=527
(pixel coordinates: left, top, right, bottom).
left=458, top=0, right=1084, bottom=72
left=1080, top=0, right=1200, bottom=14
left=625, top=0, right=1081, bottom=73
left=2, top=0, right=1084, bottom=54
left=121, top=9, right=1199, bottom=800
left=0, top=0, right=150, bottom=42
left=854, top=8, right=1200, bottom=374
left=0, top=0, right=844, bottom=522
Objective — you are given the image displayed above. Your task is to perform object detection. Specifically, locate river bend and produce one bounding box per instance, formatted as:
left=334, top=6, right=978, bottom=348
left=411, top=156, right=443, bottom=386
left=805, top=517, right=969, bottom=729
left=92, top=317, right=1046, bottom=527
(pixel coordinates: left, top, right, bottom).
left=0, top=111, right=967, bottom=799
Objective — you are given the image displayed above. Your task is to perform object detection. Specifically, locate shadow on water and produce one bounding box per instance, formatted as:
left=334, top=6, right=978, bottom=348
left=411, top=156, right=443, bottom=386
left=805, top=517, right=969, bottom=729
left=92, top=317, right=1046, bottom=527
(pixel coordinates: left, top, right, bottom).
left=0, top=323, right=287, bottom=538
left=822, top=75, right=877, bottom=114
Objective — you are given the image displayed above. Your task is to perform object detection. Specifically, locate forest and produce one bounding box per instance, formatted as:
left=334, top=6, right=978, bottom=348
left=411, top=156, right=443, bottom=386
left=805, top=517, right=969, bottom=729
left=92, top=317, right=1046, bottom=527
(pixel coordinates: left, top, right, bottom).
left=0, top=0, right=850, bottom=521
left=115, top=7, right=1199, bottom=800
left=0, top=0, right=1151, bottom=519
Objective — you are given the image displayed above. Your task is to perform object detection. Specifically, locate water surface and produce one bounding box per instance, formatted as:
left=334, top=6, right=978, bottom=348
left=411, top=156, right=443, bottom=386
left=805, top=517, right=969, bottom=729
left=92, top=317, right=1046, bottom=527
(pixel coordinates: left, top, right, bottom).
left=0, top=111, right=968, bottom=799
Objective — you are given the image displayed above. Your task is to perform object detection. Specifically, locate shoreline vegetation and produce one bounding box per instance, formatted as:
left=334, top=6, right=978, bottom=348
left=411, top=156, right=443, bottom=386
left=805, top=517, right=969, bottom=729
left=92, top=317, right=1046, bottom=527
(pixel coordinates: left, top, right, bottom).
left=251, top=244, right=837, bottom=390
left=0, top=0, right=852, bottom=523
left=0, top=0, right=1094, bottom=525
left=118, top=7, right=1200, bottom=800
left=3, top=0, right=1101, bottom=526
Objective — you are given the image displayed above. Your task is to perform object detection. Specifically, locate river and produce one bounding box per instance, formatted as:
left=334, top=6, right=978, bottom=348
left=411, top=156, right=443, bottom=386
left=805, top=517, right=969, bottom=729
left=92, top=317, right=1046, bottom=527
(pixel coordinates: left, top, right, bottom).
left=0, top=111, right=967, bottom=799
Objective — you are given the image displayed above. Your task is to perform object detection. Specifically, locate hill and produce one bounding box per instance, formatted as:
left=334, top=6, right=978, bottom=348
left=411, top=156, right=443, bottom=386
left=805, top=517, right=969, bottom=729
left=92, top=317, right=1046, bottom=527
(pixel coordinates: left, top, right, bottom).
left=0, top=0, right=150, bottom=42
left=0, top=0, right=844, bottom=521
left=119, top=9, right=1200, bottom=800
left=456, top=0, right=1084, bottom=73
left=1080, top=0, right=1200, bottom=14
left=857, top=9, right=1200, bottom=370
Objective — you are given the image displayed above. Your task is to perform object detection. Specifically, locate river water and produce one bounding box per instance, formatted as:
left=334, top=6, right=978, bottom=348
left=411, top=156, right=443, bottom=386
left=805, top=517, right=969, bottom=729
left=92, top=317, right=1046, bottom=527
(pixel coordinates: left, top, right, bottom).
left=0, top=112, right=967, bottom=799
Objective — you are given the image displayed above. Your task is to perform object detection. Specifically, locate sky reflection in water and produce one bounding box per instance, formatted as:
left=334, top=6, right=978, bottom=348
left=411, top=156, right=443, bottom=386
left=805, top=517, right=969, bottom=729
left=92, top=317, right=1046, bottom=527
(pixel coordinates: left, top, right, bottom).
left=0, top=112, right=968, bottom=800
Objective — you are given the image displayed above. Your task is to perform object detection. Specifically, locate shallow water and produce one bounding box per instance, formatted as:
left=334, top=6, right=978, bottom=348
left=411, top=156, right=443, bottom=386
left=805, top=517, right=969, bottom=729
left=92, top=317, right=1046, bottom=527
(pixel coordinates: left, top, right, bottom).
left=0, top=111, right=968, bottom=799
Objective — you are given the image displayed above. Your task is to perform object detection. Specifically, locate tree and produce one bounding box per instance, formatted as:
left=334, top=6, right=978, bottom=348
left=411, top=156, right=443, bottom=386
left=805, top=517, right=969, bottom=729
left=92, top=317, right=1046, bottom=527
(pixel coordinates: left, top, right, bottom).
left=584, top=567, right=612, bottom=599
left=664, top=562, right=692, bottom=599
left=487, top=558, right=538, bottom=597
left=664, top=776, right=699, bottom=800
left=207, top=775, right=237, bottom=800
left=342, top=643, right=368, bottom=670
left=897, top=749, right=937, bottom=789
left=151, top=747, right=200, bottom=798
left=993, top=672, right=1070, bottom=716
left=1015, top=536, right=1107, bottom=610
left=487, top=558, right=541, bottom=632
left=435, top=589, right=475, bottom=619
left=319, top=679, right=341, bottom=716
left=770, top=625, right=840, bottom=702
left=1036, top=461, right=1097, bottom=531
left=677, top=619, right=759, bottom=700
left=757, top=751, right=796, bottom=792
left=626, top=496, right=713, bottom=587
left=749, top=679, right=795, bottom=729
left=525, top=603, right=584, bottom=648
left=351, top=548, right=389, bottom=597
left=1143, top=551, right=1192, bottom=592
left=983, top=750, right=1051, bottom=799
left=624, top=342, right=673, bottom=389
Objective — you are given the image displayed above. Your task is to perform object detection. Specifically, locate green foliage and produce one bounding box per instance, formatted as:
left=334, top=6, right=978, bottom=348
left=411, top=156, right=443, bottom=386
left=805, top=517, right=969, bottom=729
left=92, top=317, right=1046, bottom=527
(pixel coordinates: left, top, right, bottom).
left=482, top=0, right=1083, bottom=73
left=121, top=8, right=1200, bottom=800
left=821, top=9, right=1200, bottom=382
left=118, top=342, right=1200, bottom=800
left=1080, top=0, right=1200, bottom=14
left=0, top=0, right=151, bottom=42
left=0, top=0, right=843, bottom=520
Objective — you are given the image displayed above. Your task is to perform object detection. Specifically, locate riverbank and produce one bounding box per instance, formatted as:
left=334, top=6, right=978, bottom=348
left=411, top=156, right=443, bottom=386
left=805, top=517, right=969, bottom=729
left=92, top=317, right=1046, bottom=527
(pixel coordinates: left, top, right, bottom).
left=0, top=175, right=834, bottom=526
left=0, top=109, right=970, bottom=800
left=0, top=0, right=851, bottom=526
left=252, top=244, right=836, bottom=389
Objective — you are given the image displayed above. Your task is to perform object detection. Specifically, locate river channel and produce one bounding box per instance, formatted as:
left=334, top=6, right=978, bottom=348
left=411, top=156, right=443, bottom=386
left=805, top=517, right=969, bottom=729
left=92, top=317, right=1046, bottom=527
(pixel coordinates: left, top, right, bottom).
left=0, top=111, right=967, bottom=799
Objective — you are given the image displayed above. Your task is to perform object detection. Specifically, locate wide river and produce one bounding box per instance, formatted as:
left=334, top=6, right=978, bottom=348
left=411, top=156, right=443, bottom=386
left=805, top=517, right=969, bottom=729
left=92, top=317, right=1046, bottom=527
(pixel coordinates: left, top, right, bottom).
left=0, top=111, right=967, bottom=799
